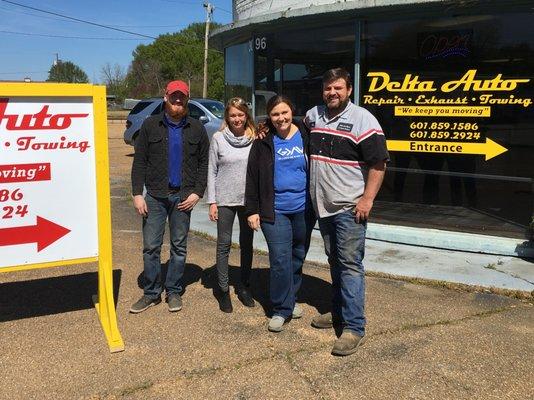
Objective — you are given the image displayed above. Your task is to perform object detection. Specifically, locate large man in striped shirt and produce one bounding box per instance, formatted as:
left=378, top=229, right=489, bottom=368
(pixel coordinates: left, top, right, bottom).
left=306, top=68, right=389, bottom=356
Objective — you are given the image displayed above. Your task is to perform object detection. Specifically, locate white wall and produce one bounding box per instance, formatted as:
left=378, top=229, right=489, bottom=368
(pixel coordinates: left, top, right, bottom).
left=234, top=0, right=347, bottom=21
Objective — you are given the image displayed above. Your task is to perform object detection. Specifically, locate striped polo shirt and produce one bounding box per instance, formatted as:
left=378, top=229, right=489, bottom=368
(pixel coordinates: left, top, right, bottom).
left=306, top=102, right=389, bottom=218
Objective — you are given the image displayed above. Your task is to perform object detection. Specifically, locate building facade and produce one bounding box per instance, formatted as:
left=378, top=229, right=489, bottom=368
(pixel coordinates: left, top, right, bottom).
left=212, top=0, right=534, bottom=256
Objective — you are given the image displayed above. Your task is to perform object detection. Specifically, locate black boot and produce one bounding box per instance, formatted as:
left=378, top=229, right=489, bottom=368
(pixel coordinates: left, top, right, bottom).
left=217, top=289, right=233, bottom=313
left=238, top=286, right=255, bottom=307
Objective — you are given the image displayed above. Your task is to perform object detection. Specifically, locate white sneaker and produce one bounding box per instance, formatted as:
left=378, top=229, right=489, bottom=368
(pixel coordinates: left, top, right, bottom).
left=268, top=315, right=285, bottom=332
left=292, top=303, right=303, bottom=319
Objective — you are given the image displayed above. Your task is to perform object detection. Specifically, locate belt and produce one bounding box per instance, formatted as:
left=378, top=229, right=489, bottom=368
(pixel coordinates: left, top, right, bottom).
left=168, top=186, right=181, bottom=194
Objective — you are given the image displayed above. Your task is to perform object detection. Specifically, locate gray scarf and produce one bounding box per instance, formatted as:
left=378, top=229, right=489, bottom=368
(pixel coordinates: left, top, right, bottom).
left=222, top=126, right=253, bottom=148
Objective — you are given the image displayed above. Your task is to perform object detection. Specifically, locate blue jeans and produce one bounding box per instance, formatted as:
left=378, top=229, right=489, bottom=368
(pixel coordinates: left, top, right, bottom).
left=142, top=192, right=190, bottom=299
left=261, top=210, right=315, bottom=319
left=318, top=210, right=366, bottom=335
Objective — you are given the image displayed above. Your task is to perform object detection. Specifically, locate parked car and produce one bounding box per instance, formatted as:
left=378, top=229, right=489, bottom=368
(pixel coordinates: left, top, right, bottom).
left=123, top=98, right=224, bottom=145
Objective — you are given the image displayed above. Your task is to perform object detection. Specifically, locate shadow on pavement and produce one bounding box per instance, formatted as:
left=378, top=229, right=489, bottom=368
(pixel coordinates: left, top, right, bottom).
left=0, top=270, right=122, bottom=322
left=201, top=265, right=332, bottom=317
left=136, top=262, right=203, bottom=296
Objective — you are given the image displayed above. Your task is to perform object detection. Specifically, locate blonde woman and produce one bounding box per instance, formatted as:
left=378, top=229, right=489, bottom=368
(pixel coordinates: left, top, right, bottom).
left=207, top=97, right=256, bottom=313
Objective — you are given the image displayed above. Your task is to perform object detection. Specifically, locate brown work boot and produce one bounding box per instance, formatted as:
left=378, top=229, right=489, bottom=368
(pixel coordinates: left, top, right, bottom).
left=331, top=330, right=366, bottom=356
left=311, top=312, right=338, bottom=329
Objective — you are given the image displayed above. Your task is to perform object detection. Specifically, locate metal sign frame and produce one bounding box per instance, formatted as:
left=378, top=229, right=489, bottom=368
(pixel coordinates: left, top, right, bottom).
left=0, top=82, right=124, bottom=353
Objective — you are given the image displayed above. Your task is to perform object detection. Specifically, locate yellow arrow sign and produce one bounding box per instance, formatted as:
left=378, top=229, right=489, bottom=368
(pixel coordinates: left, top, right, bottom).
left=387, top=138, right=508, bottom=161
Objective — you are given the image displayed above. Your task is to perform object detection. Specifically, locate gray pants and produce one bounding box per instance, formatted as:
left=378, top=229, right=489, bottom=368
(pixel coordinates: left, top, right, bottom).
left=216, top=206, right=254, bottom=292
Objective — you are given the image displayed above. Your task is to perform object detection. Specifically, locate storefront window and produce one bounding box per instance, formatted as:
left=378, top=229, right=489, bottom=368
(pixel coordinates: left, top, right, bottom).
left=361, top=13, right=534, bottom=238
left=253, top=22, right=356, bottom=118
left=224, top=41, right=253, bottom=104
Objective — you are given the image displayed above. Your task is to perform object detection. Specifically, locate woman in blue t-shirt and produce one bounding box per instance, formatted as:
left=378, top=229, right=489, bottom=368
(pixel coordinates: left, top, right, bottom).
left=245, top=95, right=315, bottom=332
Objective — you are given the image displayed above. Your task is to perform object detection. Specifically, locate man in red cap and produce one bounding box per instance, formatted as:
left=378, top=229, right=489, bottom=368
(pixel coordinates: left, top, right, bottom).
left=130, top=80, right=210, bottom=313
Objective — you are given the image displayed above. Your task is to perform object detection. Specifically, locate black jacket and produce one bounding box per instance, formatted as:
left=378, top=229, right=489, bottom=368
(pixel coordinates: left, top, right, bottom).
left=245, top=121, right=310, bottom=223
left=131, top=112, right=210, bottom=199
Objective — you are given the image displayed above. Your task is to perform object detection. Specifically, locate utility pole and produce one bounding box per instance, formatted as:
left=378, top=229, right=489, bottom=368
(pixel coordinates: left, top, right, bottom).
left=53, top=53, right=60, bottom=82
left=202, top=2, right=213, bottom=98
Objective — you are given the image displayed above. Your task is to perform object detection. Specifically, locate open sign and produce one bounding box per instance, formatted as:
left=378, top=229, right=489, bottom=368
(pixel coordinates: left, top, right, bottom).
left=418, top=30, right=472, bottom=60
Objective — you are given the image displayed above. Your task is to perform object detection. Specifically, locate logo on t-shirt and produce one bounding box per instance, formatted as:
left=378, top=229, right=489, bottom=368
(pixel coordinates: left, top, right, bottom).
left=336, top=122, right=354, bottom=132
left=277, top=146, right=303, bottom=157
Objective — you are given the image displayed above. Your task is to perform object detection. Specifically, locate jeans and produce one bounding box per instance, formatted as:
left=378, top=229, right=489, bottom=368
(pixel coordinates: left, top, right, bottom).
left=318, top=210, right=366, bottom=335
left=142, top=192, right=190, bottom=299
left=216, top=206, right=254, bottom=292
left=261, top=209, right=315, bottom=319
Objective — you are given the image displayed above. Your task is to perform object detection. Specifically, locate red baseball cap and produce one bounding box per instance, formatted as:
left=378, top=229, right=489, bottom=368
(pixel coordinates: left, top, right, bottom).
left=165, top=80, right=189, bottom=97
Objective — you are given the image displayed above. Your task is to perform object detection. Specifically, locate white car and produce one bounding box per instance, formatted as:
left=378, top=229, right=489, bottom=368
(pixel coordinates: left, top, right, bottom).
left=123, top=98, right=224, bottom=145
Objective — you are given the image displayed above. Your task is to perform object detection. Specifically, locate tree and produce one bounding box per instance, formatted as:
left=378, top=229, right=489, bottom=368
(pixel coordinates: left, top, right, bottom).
left=125, top=58, right=164, bottom=99
left=101, top=63, right=128, bottom=102
left=125, top=22, right=224, bottom=100
left=47, top=61, right=89, bottom=83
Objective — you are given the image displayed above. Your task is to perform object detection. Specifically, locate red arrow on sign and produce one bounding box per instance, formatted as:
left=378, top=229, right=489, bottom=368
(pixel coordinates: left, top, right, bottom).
left=0, top=216, right=70, bottom=252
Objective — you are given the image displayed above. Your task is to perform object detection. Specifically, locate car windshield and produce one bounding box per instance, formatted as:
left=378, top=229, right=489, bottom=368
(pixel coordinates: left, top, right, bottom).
left=198, top=100, right=224, bottom=118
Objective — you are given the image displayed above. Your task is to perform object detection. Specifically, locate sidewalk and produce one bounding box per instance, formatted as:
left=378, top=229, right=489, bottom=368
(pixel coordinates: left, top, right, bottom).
left=191, top=201, right=534, bottom=293
left=0, top=193, right=532, bottom=399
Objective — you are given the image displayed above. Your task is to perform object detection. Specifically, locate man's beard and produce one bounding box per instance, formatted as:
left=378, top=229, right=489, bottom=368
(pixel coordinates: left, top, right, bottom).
left=326, top=97, right=349, bottom=118
left=166, top=103, right=187, bottom=120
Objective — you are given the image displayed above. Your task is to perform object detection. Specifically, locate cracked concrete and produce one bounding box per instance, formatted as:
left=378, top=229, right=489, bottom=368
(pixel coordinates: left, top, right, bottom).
left=189, top=187, right=534, bottom=294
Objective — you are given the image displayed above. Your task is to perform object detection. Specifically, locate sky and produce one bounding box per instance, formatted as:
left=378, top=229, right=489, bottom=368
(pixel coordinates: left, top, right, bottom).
left=0, top=0, right=233, bottom=83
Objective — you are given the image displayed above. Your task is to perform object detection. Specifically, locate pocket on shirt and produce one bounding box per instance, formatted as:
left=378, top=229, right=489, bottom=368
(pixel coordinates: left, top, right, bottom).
left=148, top=134, right=165, bottom=154
left=187, top=138, right=199, bottom=155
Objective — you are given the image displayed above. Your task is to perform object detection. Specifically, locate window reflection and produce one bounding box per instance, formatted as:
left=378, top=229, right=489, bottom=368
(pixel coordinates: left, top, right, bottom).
left=362, top=13, right=534, bottom=238
left=225, top=42, right=253, bottom=104
left=254, top=23, right=356, bottom=118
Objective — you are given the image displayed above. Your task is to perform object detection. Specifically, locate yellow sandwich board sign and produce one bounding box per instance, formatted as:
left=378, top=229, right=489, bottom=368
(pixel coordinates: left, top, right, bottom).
left=0, top=82, right=124, bottom=353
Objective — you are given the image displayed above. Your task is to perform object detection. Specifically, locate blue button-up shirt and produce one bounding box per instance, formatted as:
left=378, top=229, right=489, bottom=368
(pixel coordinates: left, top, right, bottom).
left=164, top=114, right=185, bottom=188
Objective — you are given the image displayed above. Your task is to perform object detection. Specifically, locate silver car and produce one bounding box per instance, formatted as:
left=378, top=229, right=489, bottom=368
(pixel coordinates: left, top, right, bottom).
left=123, top=98, right=224, bottom=145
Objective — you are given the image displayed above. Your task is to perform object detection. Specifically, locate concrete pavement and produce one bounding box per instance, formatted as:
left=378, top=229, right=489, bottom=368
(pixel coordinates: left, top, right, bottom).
left=191, top=200, right=534, bottom=293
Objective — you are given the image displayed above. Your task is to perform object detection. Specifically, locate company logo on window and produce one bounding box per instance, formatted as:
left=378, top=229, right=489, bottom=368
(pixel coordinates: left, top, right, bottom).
left=418, top=30, right=472, bottom=60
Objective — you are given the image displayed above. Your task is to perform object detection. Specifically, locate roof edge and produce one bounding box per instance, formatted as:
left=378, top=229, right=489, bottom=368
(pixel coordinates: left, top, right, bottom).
left=211, top=0, right=447, bottom=39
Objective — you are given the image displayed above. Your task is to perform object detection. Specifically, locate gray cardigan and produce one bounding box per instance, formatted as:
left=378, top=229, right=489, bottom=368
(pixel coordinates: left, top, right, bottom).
left=206, top=127, right=253, bottom=206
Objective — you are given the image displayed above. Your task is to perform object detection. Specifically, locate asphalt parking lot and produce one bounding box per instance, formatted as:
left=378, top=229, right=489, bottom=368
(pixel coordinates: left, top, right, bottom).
left=0, top=121, right=532, bottom=400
